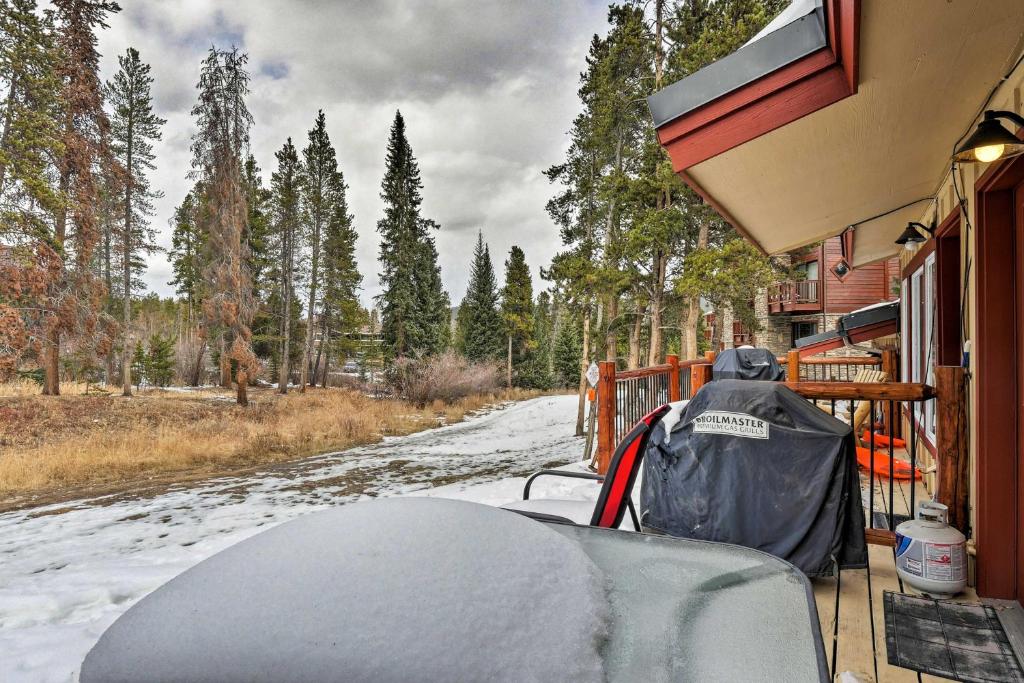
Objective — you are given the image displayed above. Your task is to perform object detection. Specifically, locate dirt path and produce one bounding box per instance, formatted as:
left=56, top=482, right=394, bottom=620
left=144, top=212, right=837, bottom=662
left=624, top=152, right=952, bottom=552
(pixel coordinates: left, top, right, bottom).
left=0, top=395, right=583, bottom=682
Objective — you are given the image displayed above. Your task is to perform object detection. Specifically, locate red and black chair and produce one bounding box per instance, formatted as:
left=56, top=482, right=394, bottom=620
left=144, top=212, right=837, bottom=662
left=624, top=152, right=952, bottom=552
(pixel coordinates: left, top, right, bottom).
left=502, top=405, right=671, bottom=531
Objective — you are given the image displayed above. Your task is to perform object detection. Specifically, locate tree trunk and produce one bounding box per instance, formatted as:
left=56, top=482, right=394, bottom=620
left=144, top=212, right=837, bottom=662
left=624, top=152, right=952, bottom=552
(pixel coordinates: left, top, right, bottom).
left=575, top=304, right=591, bottom=437
left=320, top=319, right=331, bottom=389
left=236, top=369, right=248, bottom=407
left=299, top=212, right=321, bottom=393
left=279, top=223, right=293, bottom=394
left=191, top=336, right=206, bottom=387
left=648, top=249, right=667, bottom=366
left=312, top=315, right=326, bottom=388
left=605, top=295, right=618, bottom=362
left=44, top=166, right=70, bottom=396
left=710, top=305, right=724, bottom=352
left=683, top=222, right=710, bottom=359
left=506, top=334, right=513, bottom=388
left=43, top=339, right=60, bottom=395
left=122, top=119, right=134, bottom=397
left=219, top=336, right=232, bottom=388
left=627, top=301, right=646, bottom=370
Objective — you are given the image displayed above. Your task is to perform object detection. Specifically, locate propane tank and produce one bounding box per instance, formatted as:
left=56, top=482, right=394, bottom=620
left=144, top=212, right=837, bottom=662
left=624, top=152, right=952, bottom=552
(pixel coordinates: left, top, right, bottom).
left=895, top=501, right=967, bottom=598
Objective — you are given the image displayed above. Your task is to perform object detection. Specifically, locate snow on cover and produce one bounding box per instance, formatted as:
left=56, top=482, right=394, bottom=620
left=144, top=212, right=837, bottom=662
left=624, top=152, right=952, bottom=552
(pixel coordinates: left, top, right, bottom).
left=82, top=498, right=611, bottom=682
left=0, top=395, right=597, bottom=682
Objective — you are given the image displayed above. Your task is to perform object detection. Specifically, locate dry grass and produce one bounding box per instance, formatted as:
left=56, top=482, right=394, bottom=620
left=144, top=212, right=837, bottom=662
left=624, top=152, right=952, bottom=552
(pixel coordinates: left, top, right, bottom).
left=0, top=383, right=540, bottom=501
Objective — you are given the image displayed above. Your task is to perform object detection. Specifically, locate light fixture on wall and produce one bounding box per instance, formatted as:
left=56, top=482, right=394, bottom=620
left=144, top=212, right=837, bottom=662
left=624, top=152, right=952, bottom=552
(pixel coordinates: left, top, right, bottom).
left=894, top=221, right=935, bottom=250
left=954, top=110, right=1024, bottom=163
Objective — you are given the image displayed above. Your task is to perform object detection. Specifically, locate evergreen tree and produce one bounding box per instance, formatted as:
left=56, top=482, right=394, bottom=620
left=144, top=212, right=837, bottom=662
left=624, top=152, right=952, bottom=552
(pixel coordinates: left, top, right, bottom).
left=457, top=232, right=503, bottom=362
left=299, top=110, right=340, bottom=390
left=554, top=316, right=582, bottom=388
left=242, top=154, right=272, bottom=299
left=106, top=46, right=165, bottom=396
left=43, top=0, right=121, bottom=395
left=168, top=188, right=205, bottom=322
left=500, top=245, right=534, bottom=387
left=376, top=110, right=446, bottom=360
left=145, top=333, right=174, bottom=387
left=190, top=46, right=257, bottom=405
left=0, top=0, right=64, bottom=379
left=319, top=160, right=362, bottom=387
left=269, top=137, right=301, bottom=393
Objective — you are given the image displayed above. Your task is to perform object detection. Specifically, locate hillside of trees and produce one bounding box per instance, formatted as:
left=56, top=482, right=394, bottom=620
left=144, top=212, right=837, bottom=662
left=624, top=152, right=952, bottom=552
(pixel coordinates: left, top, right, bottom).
left=0, top=0, right=786, bottom=412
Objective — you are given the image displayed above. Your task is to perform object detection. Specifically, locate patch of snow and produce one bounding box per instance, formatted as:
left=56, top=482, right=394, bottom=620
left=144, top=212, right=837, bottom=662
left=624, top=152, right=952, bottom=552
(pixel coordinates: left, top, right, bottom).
left=0, top=395, right=586, bottom=682
left=81, top=498, right=610, bottom=682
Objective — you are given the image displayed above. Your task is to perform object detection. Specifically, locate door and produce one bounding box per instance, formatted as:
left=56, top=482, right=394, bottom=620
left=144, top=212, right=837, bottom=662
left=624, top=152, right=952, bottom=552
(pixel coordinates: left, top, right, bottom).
left=1015, top=180, right=1024, bottom=600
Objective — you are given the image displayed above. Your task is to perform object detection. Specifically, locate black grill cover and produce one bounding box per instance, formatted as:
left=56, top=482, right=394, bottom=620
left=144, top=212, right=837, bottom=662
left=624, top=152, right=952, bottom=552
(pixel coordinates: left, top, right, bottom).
left=640, top=380, right=867, bottom=577
left=712, top=347, right=785, bottom=381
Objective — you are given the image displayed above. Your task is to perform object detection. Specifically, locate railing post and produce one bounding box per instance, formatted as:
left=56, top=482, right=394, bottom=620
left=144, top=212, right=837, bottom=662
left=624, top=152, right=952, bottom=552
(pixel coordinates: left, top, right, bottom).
left=935, top=365, right=969, bottom=533
left=705, top=351, right=716, bottom=363
left=787, top=349, right=801, bottom=383
left=881, top=348, right=900, bottom=437
left=690, top=363, right=710, bottom=398
left=596, top=360, right=617, bottom=475
left=667, top=354, right=681, bottom=402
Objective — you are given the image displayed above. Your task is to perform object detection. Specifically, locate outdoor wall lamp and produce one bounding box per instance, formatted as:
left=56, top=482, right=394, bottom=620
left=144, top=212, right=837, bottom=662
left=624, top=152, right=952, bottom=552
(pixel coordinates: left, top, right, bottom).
left=895, top=221, right=934, bottom=250
left=953, top=110, right=1024, bottom=163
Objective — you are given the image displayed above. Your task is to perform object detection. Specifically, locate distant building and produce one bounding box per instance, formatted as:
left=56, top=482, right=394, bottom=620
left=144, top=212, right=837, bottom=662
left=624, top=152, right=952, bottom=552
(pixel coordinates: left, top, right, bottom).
left=709, top=236, right=899, bottom=355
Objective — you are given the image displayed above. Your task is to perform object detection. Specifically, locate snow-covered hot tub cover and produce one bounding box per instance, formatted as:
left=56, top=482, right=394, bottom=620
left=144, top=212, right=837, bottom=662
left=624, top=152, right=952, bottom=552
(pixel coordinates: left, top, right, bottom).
left=81, top=497, right=827, bottom=682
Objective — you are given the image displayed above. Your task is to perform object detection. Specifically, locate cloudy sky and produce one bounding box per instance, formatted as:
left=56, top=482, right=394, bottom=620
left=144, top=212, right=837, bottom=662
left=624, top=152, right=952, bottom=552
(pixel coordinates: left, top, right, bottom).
left=94, top=1, right=610, bottom=306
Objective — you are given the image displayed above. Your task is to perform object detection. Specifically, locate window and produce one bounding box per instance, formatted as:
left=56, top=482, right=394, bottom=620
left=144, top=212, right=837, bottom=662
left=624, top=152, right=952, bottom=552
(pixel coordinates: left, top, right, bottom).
left=901, top=253, right=936, bottom=445
left=792, top=321, right=819, bottom=345
left=794, top=260, right=819, bottom=280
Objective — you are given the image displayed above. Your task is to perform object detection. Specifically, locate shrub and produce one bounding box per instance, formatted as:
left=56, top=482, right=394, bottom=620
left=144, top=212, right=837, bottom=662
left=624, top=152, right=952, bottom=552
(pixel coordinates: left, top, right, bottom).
left=387, top=351, right=500, bottom=406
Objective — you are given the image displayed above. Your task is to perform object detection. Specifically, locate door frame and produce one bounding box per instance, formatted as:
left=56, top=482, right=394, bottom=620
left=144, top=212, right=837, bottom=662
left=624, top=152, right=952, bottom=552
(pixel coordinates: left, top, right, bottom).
left=976, top=153, right=1024, bottom=599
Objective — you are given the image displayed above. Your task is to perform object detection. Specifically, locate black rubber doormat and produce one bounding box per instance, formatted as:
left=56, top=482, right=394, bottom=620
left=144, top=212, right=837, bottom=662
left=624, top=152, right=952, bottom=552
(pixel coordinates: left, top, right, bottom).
left=884, top=591, right=1024, bottom=681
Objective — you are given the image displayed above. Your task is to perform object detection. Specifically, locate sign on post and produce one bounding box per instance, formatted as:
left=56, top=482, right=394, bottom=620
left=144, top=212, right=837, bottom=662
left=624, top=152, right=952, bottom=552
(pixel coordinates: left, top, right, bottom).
left=586, top=362, right=600, bottom=388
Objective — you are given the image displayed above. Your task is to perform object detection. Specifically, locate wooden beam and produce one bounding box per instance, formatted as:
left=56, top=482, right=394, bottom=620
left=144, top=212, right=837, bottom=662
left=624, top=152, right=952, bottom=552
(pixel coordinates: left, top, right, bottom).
left=935, top=365, right=969, bottom=534
left=595, top=361, right=617, bottom=475
left=865, top=528, right=896, bottom=548
left=785, top=382, right=936, bottom=401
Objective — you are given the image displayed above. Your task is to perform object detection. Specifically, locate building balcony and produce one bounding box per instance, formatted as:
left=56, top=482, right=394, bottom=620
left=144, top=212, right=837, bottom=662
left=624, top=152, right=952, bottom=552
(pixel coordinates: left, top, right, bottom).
left=767, top=280, right=821, bottom=314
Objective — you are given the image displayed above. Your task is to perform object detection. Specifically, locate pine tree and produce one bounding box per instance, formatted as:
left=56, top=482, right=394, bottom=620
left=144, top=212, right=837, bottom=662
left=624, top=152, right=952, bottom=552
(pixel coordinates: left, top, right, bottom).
left=190, top=46, right=257, bottom=406
left=320, top=161, right=361, bottom=387
left=269, top=137, right=301, bottom=393
left=106, top=46, right=165, bottom=396
left=43, top=0, right=121, bottom=395
left=376, top=110, right=446, bottom=360
left=168, top=188, right=204, bottom=321
left=554, top=316, right=582, bottom=388
left=500, top=245, right=534, bottom=387
left=299, top=110, right=339, bottom=390
left=457, top=232, right=503, bottom=362
left=242, top=154, right=272, bottom=299
left=145, top=333, right=174, bottom=387
left=0, top=0, right=64, bottom=379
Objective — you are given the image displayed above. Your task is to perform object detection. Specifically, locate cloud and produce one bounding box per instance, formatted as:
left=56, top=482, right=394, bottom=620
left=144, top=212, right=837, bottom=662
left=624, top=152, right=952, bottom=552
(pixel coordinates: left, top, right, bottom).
left=96, top=0, right=609, bottom=306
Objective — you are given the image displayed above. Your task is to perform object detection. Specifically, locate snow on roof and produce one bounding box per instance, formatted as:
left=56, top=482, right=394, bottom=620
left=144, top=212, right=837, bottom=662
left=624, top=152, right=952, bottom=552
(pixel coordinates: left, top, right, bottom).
left=849, top=299, right=899, bottom=315
left=81, top=498, right=611, bottom=682
left=744, top=0, right=821, bottom=46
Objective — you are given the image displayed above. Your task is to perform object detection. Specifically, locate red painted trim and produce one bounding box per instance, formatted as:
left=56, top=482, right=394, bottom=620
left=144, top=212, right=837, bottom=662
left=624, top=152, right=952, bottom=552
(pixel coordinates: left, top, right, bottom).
left=845, top=319, right=898, bottom=344
left=797, top=337, right=846, bottom=357
left=975, top=152, right=1024, bottom=600
left=657, top=0, right=860, bottom=173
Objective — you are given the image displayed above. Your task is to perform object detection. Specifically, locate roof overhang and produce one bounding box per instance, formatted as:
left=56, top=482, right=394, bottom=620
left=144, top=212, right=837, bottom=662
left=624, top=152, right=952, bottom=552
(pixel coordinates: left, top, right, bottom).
left=649, top=0, right=1024, bottom=266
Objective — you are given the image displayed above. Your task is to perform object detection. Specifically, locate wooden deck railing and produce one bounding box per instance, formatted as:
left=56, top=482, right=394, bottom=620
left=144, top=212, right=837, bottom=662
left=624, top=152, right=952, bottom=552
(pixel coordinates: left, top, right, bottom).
left=594, top=352, right=968, bottom=541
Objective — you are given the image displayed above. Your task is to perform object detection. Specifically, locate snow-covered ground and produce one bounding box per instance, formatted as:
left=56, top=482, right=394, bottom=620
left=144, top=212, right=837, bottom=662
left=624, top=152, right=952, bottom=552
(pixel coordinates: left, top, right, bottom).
left=0, top=394, right=604, bottom=683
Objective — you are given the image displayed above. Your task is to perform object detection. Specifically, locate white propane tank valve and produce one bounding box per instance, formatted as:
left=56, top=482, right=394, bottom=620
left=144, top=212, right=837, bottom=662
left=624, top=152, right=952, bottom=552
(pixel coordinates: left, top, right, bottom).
left=895, top=501, right=967, bottom=598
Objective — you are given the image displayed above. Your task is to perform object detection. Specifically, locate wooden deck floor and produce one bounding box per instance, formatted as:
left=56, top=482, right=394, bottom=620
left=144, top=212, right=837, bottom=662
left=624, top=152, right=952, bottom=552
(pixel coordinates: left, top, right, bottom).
left=812, top=459, right=978, bottom=681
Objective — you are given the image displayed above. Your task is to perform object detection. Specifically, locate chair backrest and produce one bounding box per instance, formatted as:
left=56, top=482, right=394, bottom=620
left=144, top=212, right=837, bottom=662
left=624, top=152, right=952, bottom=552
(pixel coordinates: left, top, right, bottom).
left=590, top=405, right=671, bottom=528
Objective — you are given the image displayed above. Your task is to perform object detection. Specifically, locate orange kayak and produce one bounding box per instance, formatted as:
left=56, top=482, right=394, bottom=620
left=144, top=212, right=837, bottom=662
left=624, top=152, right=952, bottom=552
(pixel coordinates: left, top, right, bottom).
left=856, top=447, right=921, bottom=480
left=860, top=431, right=907, bottom=449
